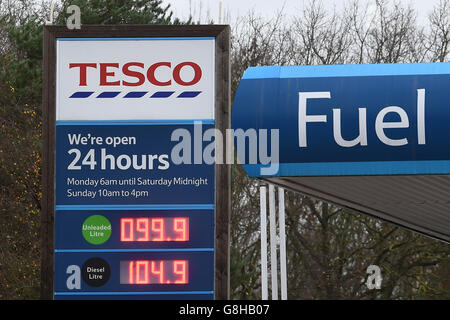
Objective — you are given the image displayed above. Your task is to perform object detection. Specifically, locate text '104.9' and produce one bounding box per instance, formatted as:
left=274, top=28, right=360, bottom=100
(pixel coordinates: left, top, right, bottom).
left=120, top=260, right=188, bottom=284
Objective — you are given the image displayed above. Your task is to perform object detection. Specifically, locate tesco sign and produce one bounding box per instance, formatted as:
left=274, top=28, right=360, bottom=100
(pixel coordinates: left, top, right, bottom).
left=69, top=62, right=202, bottom=87
left=56, top=38, right=215, bottom=121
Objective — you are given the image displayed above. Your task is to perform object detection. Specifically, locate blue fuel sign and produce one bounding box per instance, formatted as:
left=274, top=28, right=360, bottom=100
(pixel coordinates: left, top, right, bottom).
left=232, top=63, right=450, bottom=177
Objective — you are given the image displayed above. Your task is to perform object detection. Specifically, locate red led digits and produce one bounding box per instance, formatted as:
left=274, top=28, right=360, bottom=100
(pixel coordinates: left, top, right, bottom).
left=136, top=218, right=149, bottom=241
left=135, top=260, right=149, bottom=284
left=173, top=260, right=188, bottom=284
left=125, top=260, right=151, bottom=284
left=151, top=218, right=164, bottom=241
left=120, top=218, right=134, bottom=242
left=151, top=260, right=164, bottom=283
left=174, top=218, right=188, bottom=241
left=128, top=261, right=134, bottom=284
left=119, top=217, right=189, bottom=242
left=122, top=260, right=188, bottom=285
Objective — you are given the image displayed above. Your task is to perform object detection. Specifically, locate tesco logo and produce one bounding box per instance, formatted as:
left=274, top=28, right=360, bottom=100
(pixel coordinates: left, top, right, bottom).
left=69, top=62, right=202, bottom=87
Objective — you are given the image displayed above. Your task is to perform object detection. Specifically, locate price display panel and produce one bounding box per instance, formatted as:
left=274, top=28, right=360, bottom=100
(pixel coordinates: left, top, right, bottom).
left=54, top=251, right=214, bottom=299
left=55, top=210, right=213, bottom=250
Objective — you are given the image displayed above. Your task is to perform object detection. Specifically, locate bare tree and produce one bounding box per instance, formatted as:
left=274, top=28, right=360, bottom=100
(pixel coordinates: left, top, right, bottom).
left=428, top=0, right=450, bottom=62
left=230, top=0, right=450, bottom=300
left=291, top=0, right=353, bottom=65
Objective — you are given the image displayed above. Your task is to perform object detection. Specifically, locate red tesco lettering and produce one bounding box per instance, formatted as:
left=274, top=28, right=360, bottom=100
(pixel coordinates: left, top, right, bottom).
left=69, top=62, right=202, bottom=87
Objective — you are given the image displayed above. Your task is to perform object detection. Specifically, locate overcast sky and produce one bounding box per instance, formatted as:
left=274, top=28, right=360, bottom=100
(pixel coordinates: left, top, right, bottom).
left=166, top=0, right=442, bottom=26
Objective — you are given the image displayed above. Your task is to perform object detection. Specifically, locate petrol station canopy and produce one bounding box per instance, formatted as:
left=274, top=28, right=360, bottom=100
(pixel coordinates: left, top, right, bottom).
left=233, top=63, right=450, bottom=243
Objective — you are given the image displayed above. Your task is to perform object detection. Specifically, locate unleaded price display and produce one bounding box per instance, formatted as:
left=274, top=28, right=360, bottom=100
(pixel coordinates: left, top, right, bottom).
left=120, top=217, right=189, bottom=242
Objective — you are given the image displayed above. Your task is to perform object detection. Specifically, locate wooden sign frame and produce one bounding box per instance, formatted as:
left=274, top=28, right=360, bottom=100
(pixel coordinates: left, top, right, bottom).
left=41, top=25, right=230, bottom=299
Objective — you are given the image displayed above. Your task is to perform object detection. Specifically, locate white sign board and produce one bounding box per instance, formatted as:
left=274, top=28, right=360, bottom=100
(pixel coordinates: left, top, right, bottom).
left=56, top=38, right=215, bottom=120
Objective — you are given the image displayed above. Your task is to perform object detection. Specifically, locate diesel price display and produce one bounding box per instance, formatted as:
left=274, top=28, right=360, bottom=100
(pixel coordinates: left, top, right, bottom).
left=120, top=260, right=188, bottom=284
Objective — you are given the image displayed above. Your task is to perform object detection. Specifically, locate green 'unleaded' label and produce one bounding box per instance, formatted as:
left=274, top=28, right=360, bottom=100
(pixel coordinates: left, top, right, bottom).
left=82, top=215, right=112, bottom=245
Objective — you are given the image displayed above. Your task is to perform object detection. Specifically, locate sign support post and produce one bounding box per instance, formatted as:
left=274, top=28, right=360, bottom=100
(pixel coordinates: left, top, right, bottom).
left=268, top=184, right=278, bottom=300
left=278, top=187, right=287, bottom=300
left=259, top=183, right=268, bottom=300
